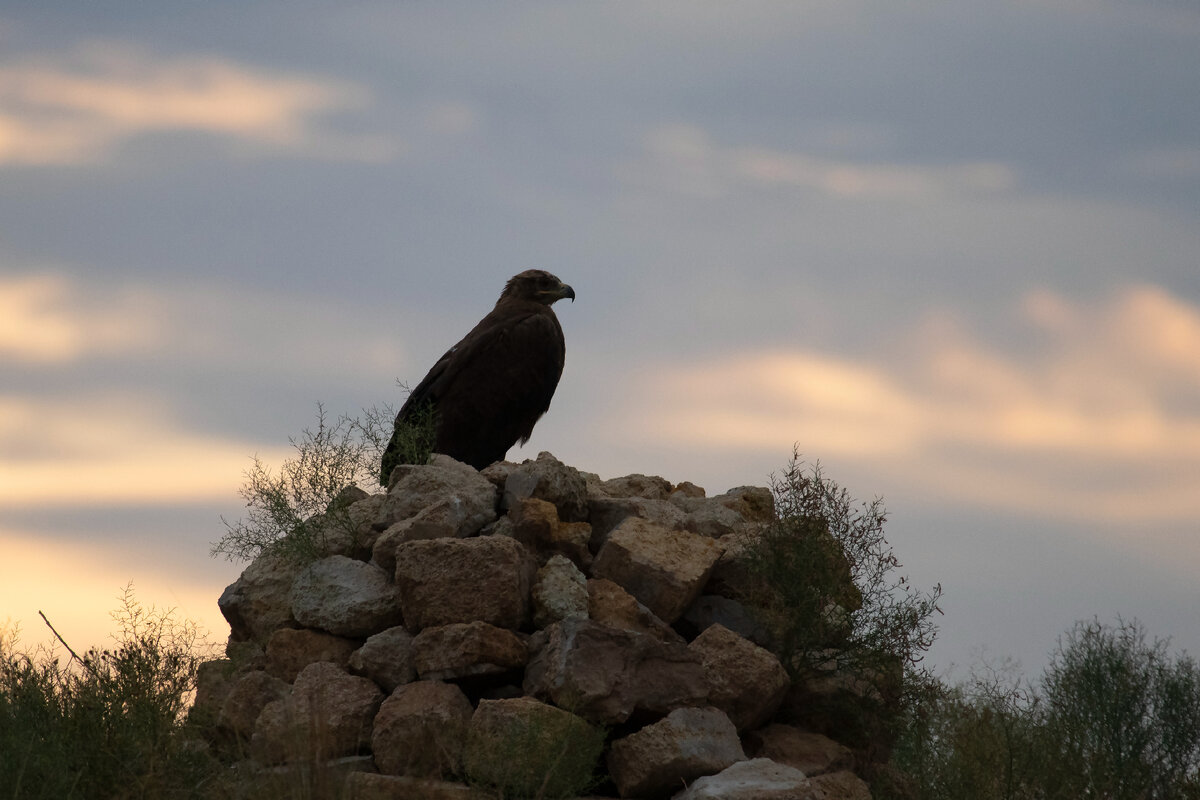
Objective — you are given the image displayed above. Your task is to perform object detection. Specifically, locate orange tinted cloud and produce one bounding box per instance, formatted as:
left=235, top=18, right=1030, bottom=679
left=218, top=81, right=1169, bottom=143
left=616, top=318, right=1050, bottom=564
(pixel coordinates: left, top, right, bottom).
left=0, top=273, right=155, bottom=363
left=0, top=395, right=292, bottom=508
left=0, top=43, right=397, bottom=165
left=0, top=269, right=406, bottom=371
left=634, top=285, right=1200, bottom=522
left=0, top=528, right=233, bottom=658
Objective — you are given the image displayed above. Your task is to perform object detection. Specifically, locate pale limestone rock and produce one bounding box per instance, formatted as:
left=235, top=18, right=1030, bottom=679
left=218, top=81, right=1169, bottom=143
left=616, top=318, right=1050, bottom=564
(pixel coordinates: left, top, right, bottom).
left=586, top=578, right=685, bottom=645
left=373, top=455, right=499, bottom=571
left=592, top=517, right=723, bottom=623
left=531, top=554, right=589, bottom=628
left=393, top=535, right=535, bottom=631
left=744, top=725, right=854, bottom=777
left=523, top=618, right=707, bottom=725
left=600, top=473, right=674, bottom=500
left=462, top=697, right=601, bottom=797
left=412, top=621, right=527, bottom=680
left=251, top=662, right=383, bottom=765
left=290, top=555, right=403, bottom=638
left=586, top=496, right=688, bottom=550
left=670, top=481, right=707, bottom=499
left=672, top=758, right=815, bottom=800
left=371, top=680, right=473, bottom=779
left=680, top=594, right=772, bottom=647
left=264, top=627, right=359, bottom=683
left=607, top=706, right=746, bottom=798
left=189, top=658, right=235, bottom=729
left=714, top=486, right=775, bottom=523
left=501, top=451, right=589, bottom=522
left=218, top=551, right=302, bottom=643
left=348, top=626, right=417, bottom=693
left=217, top=669, right=289, bottom=743
left=689, top=624, right=790, bottom=732
left=506, top=497, right=592, bottom=568
left=809, top=770, right=874, bottom=800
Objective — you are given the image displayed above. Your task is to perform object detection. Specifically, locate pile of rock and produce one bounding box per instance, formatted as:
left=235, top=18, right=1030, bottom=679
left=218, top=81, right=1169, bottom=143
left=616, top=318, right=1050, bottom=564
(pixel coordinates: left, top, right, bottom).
left=193, top=452, right=882, bottom=799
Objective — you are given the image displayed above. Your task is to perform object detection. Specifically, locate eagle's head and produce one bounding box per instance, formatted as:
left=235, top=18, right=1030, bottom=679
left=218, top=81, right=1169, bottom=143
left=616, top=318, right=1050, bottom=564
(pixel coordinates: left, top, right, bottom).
left=502, top=269, right=575, bottom=306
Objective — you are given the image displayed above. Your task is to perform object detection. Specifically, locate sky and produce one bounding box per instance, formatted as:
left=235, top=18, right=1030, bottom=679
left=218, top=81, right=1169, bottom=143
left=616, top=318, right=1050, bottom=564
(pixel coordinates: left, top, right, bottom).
left=1, top=1, right=1198, bottom=679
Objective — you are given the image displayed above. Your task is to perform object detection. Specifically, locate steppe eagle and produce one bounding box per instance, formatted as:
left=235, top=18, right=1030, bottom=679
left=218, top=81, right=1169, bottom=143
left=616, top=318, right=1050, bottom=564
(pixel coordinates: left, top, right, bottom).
left=380, top=269, right=575, bottom=482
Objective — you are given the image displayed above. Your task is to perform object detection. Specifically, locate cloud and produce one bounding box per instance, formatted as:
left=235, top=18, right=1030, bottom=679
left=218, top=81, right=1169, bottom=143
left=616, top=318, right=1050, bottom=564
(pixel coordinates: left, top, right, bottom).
left=1117, top=147, right=1200, bottom=181
left=0, top=273, right=157, bottom=363
left=0, top=42, right=398, bottom=165
left=626, top=123, right=1016, bottom=200
left=629, top=284, right=1200, bottom=522
left=0, top=393, right=293, bottom=508
left=0, top=270, right=398, bottom=508
left=0, top=270, right=406, bottom=375
left=0, top=527, right=232, bottom=657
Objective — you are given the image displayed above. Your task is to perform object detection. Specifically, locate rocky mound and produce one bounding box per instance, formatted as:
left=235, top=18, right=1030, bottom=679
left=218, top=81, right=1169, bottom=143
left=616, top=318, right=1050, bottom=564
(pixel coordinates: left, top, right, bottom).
left=192, top=452, right=886, bottom=799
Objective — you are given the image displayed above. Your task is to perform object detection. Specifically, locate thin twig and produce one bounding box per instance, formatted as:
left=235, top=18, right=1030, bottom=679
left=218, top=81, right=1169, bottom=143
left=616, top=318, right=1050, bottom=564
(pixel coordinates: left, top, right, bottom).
left=38, top=610, right=96, bottom=674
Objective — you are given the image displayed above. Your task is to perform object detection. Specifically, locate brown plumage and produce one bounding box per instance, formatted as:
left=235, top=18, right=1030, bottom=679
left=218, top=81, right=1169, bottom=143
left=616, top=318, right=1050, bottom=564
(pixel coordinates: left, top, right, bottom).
left=380, top=269, right=575, bottom=482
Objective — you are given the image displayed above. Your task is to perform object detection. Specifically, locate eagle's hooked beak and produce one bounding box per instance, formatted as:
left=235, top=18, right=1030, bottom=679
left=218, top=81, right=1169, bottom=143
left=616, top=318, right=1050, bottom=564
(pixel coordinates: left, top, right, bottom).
left=548, top=282, right=575, bottom=304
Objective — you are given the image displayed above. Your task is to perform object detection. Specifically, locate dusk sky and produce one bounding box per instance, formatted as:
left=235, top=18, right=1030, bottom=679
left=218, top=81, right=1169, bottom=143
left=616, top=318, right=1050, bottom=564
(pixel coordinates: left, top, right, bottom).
left=2, top=1, right=1198, bottom=677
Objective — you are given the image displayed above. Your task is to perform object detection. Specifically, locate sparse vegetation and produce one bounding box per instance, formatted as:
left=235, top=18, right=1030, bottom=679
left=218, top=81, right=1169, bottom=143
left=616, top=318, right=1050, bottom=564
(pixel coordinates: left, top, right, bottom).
left=212, top=402, right=405, bottom=564
left=0, top=586, right=222, bottom=800
left=886, top=618, right=1200, bottom=800
left=740, top=450, right=943, bottom=696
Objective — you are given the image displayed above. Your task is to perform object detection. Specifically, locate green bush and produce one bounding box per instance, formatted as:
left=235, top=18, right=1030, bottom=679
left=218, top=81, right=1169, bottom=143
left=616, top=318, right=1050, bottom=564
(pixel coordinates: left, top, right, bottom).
left=1041, top=618, right=1200, bottom=800
left=888, top=661, right=1045, bottom=800
left=740, top=450, right=943, bottom=689
left=887, top=618, right=1200, bottom=800
left=0, top=586, right=221, bottom=800
left=212, top=403, right=399, bottom=564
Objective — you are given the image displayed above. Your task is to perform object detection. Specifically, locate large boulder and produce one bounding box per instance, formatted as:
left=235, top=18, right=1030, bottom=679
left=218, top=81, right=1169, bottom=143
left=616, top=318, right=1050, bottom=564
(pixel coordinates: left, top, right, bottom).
left=343, top=492, right=389, bottom=554
left=808, top=771, right=874, bottom=800
left=216, top=669, right=290, bottom=744
left=252, top=662, right=383, bottom=765
left=523, top=618, right=707, bottom=725
left=189, top=658, right=236, bottom=730
left=348, top=626, right=417, bottom=693
left=743, top=725, right=854, bottom=777
left=462, top=697, right=603, bottom=798
left=371, top=680, right=474, bottom=779
left=506, top=497, right=592, bottom=568
left=412, top=622, right=528, bottom=681
left=679, top=595, right=772, bottom=647
left=290, top=555, right=404, bottom=638
left=599, top=473, right=674, bottom=500
left=685, top=485, right=772, bottom=516
left=668, top=485, right=773, bottom=540
left=592, top=517, right=723, bottom=624
left=672, top=758, right=815, bottom=800
left=393, top=536, right=536, bottom=631
left=264, top=627, right=360, bottom=682
left=373, top=455, right=499, bottom=571
left=607, top=706, right=746, bottom=799
left=586, top=496, right=687, bottom=550
left=531, top=554, right=589, bottom=629
left=688, top=624, right=790, bottom=732
left=218, top=551, right=302, bottom=643
left=586, top=578, right=684, bottom=645
left=501, top=452, right=589, bottom=522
